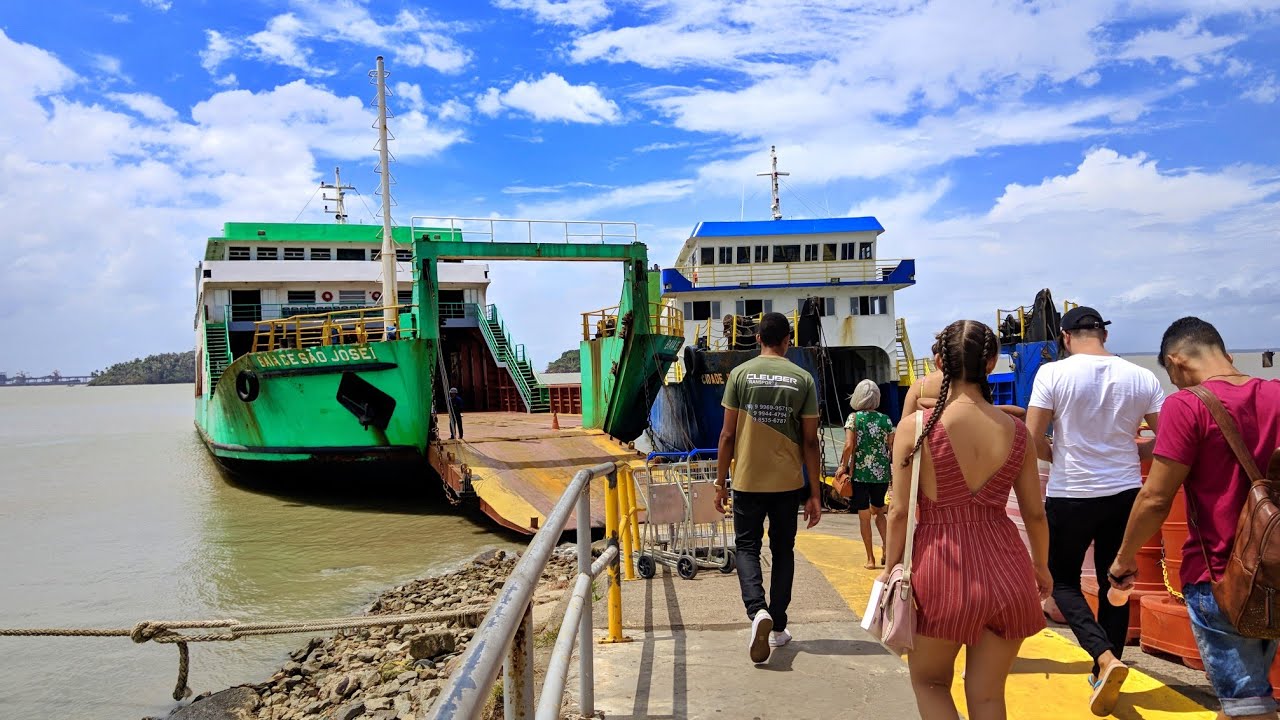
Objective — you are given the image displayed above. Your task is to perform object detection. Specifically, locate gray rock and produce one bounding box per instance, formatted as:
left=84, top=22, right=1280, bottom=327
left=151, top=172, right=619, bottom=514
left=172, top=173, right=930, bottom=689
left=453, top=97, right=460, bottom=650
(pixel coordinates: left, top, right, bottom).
left=395, top=671, right=418, bottom=685
left=356, top=648, right=378, bottom=663
left=334, top=700, right=364, bottom=720
left=334, top=676, right=355, bottom=698
left=393, top=696, right=413, bottom=717
left=170, top=687, right=259, bottom=720
left=364, top=697, right=391, bottom=711
left=281, top=661, right=302, bottom=675
left=408, top=630, right=456, bottom=660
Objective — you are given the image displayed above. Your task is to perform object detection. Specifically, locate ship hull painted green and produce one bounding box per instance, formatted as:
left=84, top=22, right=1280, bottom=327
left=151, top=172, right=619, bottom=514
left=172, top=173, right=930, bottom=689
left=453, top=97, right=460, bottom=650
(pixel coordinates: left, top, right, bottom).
left=195, top=339, right=435, bottom=471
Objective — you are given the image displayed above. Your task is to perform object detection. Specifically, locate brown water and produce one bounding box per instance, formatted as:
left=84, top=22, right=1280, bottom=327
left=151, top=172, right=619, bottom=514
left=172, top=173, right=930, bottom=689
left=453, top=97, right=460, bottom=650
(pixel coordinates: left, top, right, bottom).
left=0, top=384, right=519, bottom=719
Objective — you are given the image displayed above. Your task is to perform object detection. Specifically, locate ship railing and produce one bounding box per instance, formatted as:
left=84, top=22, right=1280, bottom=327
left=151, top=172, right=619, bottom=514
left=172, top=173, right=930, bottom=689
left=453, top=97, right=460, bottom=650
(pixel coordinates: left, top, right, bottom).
left=995, top=299, right=1078, bottom=344
left=225, top=303, right=381, bottom=324
left=426, top=462, right=626, bottom=720
left=250, top=304, right=415, bottom=352
left=689, top=309, right=801, bottom=352
left=581, top=303, right=684, bottom=341
left=410, top=216, right=638, bottom=245
left=675, top=258, right=910, bottom=288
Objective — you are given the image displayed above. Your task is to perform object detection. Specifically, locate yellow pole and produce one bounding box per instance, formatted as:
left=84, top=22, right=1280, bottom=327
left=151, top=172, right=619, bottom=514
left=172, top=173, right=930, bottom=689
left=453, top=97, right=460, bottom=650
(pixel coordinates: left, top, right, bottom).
left=603, top=468, right=629, bottom=642
left=619, top=465, right=637, bottom=581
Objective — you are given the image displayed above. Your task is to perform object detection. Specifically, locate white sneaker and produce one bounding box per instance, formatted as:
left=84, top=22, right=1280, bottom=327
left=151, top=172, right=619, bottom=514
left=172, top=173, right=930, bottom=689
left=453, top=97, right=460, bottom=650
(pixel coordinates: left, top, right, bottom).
left=769, top=629, right=792, bottom=648
left=749, top=609, right=773, bottom=663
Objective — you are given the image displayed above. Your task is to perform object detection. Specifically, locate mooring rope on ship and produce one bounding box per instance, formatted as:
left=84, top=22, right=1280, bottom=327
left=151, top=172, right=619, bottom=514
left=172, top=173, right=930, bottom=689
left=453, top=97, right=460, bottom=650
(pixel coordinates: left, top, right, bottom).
left=0, top=604, right=490, bottom=702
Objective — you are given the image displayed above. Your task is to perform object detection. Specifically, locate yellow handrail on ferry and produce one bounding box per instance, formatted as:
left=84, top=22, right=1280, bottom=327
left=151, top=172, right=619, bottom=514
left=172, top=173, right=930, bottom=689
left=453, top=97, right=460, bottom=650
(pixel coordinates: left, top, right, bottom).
left=581, top=303, right=684, bottom=341
left=995, top=299, right=1080, bottom=344
left=252, top=304, right=413, bottom=352
left=689, top=309, right=801, bottom=351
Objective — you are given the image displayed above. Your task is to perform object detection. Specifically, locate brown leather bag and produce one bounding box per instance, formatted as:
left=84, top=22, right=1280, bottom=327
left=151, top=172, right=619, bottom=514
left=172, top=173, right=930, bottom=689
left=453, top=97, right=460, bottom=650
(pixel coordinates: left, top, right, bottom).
left=832, top=469, right=854, bottom=499
left=1187, top=384, right=1280, bottom=638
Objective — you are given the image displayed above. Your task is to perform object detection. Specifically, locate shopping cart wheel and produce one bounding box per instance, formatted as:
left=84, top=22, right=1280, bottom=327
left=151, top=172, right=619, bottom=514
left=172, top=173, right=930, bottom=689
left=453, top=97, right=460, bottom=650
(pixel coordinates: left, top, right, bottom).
left=718, top=553, right=736, bottom=574
left=637, top=554, right=656, bottom=579
left=677, top=556, right=698, bottom=580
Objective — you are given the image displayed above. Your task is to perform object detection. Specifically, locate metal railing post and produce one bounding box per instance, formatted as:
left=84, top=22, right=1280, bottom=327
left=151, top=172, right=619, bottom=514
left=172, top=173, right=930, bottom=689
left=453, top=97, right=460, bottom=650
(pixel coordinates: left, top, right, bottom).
left=576, top=481, right=594, bottom=716
left=619, top=465, right=636, bottom=581
left=503, top=601, right=535, bottom=719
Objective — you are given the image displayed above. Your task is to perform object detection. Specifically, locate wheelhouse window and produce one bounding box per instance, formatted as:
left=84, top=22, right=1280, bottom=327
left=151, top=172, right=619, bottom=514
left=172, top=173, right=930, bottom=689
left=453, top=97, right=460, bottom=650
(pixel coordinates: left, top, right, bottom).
left=823, top=244, right=837, bottom=261
left=772, top=244, right=801, bottom=263
left=338, top=289, right=366, bottom=304
left=735, top=299, right=772, bottom=316
left=683, top=300, right=721, bottom=321
left=396, top=248, right=412, bottom=262
left=336, top=248, right=366, bottom=261
left=283, top=247, right=305, bottom=260
left=310, top=248, right=331, bottom=261
left=228, top=246, right=250, bottom=261
left=799, top=297, right=836, bottom=316
left=700, top=247, right=715, bottom=265
left=719, top=247, right=733, bottom=264
left=257, top=247, right=278, bottom=261
left=736, top=246, right=750, bottom=264
left=286, top=290, right=315, bottom=304
left=754, top=245, right=769, bottom=263
left=397, top=290, right=413, bottom=306
left=840, top=242, right=855, bottom=260
left=852, top=295, right=889, bottom=315
left=859, top=241, right=874, bottom=260
left=804, top=244, right=819, bottom=262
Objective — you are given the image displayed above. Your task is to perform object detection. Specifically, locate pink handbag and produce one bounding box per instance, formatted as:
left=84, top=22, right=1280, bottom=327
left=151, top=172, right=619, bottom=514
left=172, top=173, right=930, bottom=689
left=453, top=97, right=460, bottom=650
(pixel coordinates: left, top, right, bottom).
left=871, top=411, right=923, bottom=654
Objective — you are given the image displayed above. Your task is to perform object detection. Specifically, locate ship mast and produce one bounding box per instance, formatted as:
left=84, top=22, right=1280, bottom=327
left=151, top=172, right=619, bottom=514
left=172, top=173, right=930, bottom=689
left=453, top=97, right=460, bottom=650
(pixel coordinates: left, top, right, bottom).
left=320, top=167, right=354, bottom=224
left=756, top=145, right=789, bottom=220
left=371, top=56, right=397, bottom=325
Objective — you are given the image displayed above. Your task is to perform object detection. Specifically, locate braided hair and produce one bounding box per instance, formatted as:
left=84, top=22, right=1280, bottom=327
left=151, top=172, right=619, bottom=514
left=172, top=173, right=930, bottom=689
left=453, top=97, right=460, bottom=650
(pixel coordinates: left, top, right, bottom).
left=902, top=319, right=1000, bottom=465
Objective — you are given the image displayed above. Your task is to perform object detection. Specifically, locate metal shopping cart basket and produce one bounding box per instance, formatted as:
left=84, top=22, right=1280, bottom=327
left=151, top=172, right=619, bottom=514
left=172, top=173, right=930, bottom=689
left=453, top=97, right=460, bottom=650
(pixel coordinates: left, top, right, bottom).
left=632, top=449, right=736, bottom=580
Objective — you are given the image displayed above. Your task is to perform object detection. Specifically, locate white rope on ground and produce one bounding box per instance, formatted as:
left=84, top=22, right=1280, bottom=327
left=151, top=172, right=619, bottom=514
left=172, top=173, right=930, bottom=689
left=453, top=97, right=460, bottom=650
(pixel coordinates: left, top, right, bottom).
left=0, top=604, right=490, bottom=702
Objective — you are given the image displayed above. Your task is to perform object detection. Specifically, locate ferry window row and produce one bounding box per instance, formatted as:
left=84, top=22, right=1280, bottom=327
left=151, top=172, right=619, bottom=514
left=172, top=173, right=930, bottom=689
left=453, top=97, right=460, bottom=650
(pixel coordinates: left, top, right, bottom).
left=226, top=246, right=413, bottom=262
left=697, top=241, right=873, bottom=265
left=281, top=290, right=414, bottom=305
left=682, top=295, right=889, bottom=321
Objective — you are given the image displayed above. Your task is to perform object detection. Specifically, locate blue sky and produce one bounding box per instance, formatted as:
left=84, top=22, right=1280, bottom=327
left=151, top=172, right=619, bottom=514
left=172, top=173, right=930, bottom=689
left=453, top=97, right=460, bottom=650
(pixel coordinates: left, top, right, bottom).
left=1, top=0, right=1278, bottom=375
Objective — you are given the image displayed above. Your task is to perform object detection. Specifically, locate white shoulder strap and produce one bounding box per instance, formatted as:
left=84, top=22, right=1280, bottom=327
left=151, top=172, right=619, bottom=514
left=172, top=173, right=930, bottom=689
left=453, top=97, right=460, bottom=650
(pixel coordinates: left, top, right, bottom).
left=902, top=410, right=925, bottom=583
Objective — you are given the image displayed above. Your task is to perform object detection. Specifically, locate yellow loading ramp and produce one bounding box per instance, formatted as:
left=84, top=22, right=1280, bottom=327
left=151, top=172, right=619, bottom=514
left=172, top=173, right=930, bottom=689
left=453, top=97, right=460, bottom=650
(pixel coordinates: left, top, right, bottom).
left=429, top=412, right=644, bottom=535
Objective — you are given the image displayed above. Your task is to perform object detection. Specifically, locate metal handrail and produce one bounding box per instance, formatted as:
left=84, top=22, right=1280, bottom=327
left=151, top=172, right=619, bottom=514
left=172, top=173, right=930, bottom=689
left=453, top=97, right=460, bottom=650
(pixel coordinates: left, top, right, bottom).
left=409, top=216, right=638, bottom=245
left=426, top=462, right=618, bottom=720
left=581, top=302, right=685, bottom=341
left=250, top=304, right=413, bottom=351
left=690, top=309, right=800, bottom=351
left=995, top=299, right=1079, bottom=343
left=473, top=303, right=546, bottom=409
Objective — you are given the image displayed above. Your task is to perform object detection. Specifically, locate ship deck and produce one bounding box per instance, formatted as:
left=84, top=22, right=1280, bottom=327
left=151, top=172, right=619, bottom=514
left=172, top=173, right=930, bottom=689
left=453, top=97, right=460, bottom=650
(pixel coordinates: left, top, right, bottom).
left=428, top=412, right=644, bottom=535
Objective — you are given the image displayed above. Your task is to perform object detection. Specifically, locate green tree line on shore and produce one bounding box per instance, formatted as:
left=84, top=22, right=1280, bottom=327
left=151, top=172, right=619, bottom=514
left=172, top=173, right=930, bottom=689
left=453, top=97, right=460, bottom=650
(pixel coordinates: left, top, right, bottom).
left=544, top=349, right=580, bottom=373
left=89, top=351, right=196, bottom=386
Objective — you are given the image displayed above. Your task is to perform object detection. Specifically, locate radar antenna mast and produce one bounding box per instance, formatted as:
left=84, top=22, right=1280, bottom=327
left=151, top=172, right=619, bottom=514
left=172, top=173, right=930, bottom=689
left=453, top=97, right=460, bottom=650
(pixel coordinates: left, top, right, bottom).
left=756, top=145, right=790, bottom=220
left=320, top=167, right=354, bottom=224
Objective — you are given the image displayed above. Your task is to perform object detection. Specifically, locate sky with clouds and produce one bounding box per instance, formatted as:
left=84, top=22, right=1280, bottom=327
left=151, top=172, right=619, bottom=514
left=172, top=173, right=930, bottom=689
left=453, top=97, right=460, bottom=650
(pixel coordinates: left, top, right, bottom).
left=1, top=0, right=1278, bottom=375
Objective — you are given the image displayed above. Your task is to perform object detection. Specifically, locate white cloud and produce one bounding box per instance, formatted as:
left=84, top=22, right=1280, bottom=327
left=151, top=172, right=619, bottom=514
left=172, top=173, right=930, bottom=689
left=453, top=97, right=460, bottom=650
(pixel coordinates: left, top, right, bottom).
left=89, top=53, right=127, bottom=79
left=492, top=0, right=610, bottom=28
left=108, top=12, right=131, bottom=23
left=514, top=178, right=695, bottom=218
left=207, top=0, right=471, bottom=79
left=1243, top=74, right=1280, bottom=103
left=199, top=30, right=236, bottom=78
left=1116, top=19, right=1241, bottom=72
left=437, top=98, right=471, bottom=123
left=394, top=82, right=425, bottom=112
left=141, top=0, right=172, bottom=11
left=479, top=73, right=620, bottom=124
left=502, top=181, right=612, bottom=195
left=0, top=30, right=466, bottom=373
left=106, top=92, right=178, bottom=122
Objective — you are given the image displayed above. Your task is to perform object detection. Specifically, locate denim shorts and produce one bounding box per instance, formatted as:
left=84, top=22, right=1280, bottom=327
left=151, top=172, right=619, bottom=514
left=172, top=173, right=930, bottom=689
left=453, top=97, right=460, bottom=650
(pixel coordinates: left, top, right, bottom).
left=1184, top=582, right=1280, bottom=717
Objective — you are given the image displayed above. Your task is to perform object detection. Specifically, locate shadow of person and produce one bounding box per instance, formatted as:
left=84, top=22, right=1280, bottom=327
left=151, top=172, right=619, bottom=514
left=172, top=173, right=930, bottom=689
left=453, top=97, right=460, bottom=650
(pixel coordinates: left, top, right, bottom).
left=1111, top=684, right=1221, bottom=719
left=1010, top=656, right=1095, bottom=676
left=758, top=638, right=893, bottom=672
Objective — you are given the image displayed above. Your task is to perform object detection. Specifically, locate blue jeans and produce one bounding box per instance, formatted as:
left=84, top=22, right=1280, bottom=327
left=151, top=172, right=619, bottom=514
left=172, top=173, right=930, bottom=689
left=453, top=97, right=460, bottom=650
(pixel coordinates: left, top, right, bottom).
left=1184, top=582, right=1279, bottom=717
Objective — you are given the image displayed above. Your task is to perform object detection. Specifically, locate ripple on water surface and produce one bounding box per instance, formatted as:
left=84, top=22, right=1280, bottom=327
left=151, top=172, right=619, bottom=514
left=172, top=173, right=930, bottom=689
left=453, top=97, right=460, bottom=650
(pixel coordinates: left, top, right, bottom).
left=0, top=384, right=520, bottom=719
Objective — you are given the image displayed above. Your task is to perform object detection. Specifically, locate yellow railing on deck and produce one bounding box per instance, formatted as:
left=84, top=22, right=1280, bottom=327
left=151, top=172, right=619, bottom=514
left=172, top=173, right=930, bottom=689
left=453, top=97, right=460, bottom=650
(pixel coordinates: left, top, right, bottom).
left=252, top=304, right=412, bottom=352
left=996, top=299, right=1079, bottom=344
left=689, top=309, right=801, bottom=352
left=581, top=303, right=684, bottom=341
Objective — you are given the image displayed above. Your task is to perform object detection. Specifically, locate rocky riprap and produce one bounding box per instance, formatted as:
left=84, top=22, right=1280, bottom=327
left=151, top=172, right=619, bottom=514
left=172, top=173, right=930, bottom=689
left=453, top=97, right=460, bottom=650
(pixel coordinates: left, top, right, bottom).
left=163, top=547, right=581, bottom=720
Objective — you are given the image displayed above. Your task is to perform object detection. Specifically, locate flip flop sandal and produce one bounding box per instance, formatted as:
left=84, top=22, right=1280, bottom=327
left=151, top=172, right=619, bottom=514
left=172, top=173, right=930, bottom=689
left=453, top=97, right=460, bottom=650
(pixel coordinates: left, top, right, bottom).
left=1089, top=663, right=1129, bottom=717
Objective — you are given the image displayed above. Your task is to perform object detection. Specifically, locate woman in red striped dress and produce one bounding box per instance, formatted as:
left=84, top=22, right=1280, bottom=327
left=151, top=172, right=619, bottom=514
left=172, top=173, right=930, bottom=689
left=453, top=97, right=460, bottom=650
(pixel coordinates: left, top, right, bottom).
left=879, top=320, right=1052, bottom=720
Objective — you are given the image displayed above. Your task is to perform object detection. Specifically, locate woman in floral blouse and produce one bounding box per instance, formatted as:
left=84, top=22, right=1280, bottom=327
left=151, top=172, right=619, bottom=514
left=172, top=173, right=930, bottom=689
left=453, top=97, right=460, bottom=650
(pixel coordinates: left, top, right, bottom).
left=836, top=379, right=895, bottom=568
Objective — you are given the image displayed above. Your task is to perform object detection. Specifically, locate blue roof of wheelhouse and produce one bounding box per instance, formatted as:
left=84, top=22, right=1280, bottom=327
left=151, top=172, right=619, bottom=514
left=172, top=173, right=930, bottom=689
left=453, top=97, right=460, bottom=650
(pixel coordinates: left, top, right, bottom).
left=689, top=217, right=885, bottom=238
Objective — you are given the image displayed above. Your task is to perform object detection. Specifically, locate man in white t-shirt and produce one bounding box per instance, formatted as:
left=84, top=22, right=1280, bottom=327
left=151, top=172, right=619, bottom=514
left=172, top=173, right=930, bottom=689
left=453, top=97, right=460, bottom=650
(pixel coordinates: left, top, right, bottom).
left=1026, top=306, right=1164, bottom=717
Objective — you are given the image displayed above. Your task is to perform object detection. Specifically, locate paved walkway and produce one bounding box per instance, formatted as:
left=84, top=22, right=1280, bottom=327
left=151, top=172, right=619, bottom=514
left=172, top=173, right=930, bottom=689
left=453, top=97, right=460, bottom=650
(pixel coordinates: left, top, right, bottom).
left=573, top=514, right=1220, bottom=720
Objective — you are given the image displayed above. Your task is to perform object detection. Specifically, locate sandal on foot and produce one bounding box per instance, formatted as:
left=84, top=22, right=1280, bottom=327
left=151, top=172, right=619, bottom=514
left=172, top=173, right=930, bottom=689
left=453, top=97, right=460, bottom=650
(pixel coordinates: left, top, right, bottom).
left=1089, top=662, right=1129, bottom=717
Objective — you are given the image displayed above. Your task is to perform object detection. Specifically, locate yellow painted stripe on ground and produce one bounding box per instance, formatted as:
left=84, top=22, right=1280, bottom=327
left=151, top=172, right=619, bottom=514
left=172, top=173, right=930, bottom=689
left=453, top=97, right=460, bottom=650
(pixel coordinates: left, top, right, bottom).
left=796, top=531, right=1215, bottom=719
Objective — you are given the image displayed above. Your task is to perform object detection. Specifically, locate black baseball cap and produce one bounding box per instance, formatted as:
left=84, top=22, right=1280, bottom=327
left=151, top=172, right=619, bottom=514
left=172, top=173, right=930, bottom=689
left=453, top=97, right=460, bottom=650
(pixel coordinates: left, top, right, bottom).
left=1061, top=306, right=1112, bottom=332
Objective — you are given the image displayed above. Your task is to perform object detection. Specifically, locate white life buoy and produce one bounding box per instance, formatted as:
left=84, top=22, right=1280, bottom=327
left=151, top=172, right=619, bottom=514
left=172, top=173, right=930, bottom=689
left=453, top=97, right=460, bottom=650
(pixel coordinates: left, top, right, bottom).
left=321, top=291, right=333, bottom=302
left=371, top=291, right=382, bottom=302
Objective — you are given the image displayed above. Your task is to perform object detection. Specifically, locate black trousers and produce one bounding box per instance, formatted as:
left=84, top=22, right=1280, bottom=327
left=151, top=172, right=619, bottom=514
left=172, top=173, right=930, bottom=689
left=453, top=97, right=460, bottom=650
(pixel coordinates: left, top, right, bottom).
left=733, top=489, right=802, bottom=631
left=449, top=410, right=463, bottom=438
left=1046, top=487, right=1139, bottom=675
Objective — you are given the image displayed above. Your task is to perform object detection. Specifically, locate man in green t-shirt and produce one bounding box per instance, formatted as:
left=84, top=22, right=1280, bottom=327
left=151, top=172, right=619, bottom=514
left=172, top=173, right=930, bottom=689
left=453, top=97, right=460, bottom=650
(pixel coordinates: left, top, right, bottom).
left=714, top=312, right=822, bottom=664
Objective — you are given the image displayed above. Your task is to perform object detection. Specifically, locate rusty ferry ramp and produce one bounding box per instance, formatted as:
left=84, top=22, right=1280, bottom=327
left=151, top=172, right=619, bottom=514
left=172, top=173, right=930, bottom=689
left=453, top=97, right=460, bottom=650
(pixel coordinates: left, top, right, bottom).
left=429, top=412, right=643, bottom=534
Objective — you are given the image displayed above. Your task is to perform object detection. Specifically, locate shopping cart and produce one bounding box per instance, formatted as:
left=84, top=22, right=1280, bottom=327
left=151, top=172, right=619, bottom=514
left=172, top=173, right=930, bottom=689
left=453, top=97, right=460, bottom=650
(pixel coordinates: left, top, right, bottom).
left=632, top=449, right=736, bottom=580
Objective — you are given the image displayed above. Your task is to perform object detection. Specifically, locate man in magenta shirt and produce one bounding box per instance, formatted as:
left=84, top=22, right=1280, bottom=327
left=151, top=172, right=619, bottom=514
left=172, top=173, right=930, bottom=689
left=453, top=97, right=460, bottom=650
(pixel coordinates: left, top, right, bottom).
left=1111, top=317, right=1280, bottom=719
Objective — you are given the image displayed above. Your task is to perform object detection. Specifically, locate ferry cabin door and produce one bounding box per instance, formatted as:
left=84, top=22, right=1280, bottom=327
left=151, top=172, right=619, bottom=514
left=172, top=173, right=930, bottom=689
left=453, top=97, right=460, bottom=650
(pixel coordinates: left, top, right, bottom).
left=229, top=290, right=261, bottom=322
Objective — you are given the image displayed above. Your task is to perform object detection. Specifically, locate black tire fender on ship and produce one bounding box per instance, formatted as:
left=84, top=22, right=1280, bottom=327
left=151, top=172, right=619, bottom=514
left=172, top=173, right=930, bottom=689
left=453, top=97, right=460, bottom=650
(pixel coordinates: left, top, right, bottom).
left=235, top=370, right=260, bottom=403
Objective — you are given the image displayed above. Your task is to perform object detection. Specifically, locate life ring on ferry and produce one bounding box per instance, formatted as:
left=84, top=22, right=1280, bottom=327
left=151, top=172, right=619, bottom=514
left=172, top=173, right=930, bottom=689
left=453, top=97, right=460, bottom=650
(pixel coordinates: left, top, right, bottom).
left=235, top=370, right=260, bottom=403
left=371, top=291, right=382, bottom=302
left=321, top=291, right=333, bottom=302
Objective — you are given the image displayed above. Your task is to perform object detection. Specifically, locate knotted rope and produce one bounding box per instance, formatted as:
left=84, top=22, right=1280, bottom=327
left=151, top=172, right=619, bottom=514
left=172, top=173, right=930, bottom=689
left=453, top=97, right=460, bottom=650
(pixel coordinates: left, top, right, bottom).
left=0, top=605, right=489, bottom=701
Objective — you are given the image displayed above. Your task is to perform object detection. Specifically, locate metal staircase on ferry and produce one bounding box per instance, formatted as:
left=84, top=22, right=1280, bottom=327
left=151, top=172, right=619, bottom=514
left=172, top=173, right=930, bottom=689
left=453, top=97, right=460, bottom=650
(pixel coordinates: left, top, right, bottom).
left=894, top=318, right=933, bottom=387
left=205, top=323, right=233, bottom=390
left=473, top=303, right=550, bottom=413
